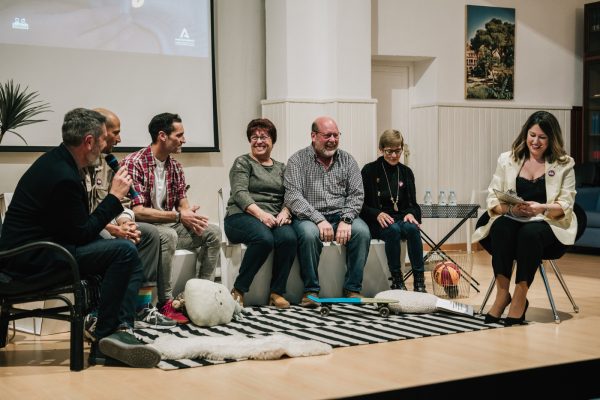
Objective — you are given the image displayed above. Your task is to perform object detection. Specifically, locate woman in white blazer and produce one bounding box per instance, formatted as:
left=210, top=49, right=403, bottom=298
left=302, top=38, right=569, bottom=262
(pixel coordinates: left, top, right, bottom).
left=472, top=111, right=577, bottom=326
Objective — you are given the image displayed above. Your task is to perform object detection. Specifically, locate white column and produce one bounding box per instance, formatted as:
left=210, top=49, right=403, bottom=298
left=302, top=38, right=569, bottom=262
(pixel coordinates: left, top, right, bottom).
left=263, top=0, right=376, bottom=167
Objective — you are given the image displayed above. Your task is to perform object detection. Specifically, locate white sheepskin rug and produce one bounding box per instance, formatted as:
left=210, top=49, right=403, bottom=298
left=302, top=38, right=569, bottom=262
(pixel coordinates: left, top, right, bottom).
left=149, top=333, right=332, bottom=361
left=375, top=289, right=438, bottom=313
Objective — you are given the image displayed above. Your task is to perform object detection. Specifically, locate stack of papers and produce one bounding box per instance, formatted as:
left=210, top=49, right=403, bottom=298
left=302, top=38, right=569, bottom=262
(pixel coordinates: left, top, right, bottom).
left=493, top=189, right=526, bottom=205
left=436, top=299, right=473, bottom=316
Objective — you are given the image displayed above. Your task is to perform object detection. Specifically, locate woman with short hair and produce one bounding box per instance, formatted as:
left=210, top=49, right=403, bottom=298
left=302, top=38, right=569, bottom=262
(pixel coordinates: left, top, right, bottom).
left=360, top=129, right=426, bottom=292
left=224, top=118, right=296, bottom=308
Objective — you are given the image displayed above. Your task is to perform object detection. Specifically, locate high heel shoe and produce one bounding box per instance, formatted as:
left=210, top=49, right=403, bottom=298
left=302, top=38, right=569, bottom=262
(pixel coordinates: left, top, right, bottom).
left=504, top=299, right=529, bottom=326
left=484, top=313, right=501, bottom=324
left=483, top=294, right=511, bottom=324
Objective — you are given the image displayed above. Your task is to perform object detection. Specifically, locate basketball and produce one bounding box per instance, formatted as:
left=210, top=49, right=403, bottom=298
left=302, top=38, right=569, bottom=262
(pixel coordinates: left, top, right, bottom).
left=433, top=261, right=461, bottom=286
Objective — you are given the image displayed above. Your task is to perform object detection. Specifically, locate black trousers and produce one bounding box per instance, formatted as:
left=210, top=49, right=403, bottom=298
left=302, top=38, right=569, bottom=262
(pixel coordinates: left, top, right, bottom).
left=479, top=216, right=566, bottom=286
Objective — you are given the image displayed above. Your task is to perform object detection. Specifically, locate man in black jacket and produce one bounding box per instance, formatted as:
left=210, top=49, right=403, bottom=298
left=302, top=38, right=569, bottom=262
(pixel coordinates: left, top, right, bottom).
left=0, top=108, right=161, bottom=368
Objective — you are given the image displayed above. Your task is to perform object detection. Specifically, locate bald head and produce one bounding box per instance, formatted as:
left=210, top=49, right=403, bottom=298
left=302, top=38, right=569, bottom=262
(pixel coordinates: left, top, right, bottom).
left=93, top=108, right=121, bottom=153
left=93, top=108, right=119, bottom=129
left=311, top=116, right=337, bottom=134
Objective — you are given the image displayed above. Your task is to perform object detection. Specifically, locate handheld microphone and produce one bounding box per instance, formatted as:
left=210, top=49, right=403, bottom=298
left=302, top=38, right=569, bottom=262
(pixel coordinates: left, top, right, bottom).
left=104, top=153, right=139, bottom=199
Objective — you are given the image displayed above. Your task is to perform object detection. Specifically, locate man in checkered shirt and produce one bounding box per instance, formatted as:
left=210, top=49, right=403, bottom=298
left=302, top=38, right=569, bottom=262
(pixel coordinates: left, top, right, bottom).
left=284, top=116, right=371, bottom=307
left=122, top=113, right=221, bottom=323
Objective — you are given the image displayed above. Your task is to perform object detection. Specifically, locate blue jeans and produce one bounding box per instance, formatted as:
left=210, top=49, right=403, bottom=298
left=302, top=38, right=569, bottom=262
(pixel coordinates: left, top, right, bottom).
left=75, top=238, right=143, bottom=339
left=374, top=221, right=424, bottom=274
left=224, top=213, right=297, bottom=294
left=292, top=215, right=370, bottom=293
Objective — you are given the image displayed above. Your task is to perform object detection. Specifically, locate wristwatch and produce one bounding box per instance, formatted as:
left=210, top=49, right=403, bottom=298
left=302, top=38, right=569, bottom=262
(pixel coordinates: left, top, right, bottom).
left=175, top=211, right=181, bottom=223
left=340, top=216, right=353, bottom=224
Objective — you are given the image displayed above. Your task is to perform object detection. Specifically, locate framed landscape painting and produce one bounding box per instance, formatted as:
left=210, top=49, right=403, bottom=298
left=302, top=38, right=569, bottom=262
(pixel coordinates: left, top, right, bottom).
left=465, top=5, right=515, bottom=100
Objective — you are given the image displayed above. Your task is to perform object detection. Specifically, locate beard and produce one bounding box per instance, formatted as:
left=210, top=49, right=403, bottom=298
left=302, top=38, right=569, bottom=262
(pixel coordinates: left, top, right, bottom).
left=86, top=142, right=102, bottom=166
left=314, top=143, right=337, bottom=159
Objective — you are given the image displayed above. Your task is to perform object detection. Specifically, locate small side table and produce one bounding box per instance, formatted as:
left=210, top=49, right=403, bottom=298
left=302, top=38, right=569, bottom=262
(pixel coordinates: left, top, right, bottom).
left=413, top=203, right=480, bottom=292
left=419, top=203, right=479, bottom=250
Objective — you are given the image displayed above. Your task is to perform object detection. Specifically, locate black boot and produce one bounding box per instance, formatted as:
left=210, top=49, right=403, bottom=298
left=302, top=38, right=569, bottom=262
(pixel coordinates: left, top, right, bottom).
left=390, top=271, right=407, bottom=290
left=413, top=271, right=427, bottom=293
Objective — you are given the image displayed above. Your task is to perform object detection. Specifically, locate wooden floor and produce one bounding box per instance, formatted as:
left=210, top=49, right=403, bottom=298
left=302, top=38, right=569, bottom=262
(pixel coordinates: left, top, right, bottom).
left=1, top=251, right=599, bottom=399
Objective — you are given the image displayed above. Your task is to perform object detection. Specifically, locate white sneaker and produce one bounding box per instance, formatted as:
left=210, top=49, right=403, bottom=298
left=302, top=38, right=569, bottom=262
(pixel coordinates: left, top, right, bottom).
left=134, top=306, right=177, bottom=328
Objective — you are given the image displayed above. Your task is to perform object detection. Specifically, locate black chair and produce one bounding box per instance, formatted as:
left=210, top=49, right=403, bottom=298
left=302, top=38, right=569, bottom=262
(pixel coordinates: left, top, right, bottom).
left=477, top=203, right=587, bottom=323
left=0, top=241, right=101, bottom=371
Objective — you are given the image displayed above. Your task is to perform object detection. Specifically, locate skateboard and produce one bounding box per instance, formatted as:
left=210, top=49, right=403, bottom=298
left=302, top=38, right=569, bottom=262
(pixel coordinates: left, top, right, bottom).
left=307, top=295, right=398, bottom=317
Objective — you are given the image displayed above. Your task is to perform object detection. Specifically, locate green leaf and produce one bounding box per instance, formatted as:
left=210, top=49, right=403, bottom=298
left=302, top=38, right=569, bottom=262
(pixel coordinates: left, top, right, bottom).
left=0, top=79, right=52, bottom=144
left=7, top=130, right=28, bottom=145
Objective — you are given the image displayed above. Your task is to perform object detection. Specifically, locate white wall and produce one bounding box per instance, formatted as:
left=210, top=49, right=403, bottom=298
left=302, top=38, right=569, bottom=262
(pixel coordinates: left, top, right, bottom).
left=0, top=0, right=265, bottom=222
left=266, top=0, right=371, bottom=100
left=374, top=0, right=584, bottom=106
left=263, top=0, right=376, bottom=168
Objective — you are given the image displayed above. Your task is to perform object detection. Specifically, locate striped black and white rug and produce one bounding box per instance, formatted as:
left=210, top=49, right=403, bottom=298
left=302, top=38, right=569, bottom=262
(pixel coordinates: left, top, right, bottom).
left=135, top=304, right=503, bottom=370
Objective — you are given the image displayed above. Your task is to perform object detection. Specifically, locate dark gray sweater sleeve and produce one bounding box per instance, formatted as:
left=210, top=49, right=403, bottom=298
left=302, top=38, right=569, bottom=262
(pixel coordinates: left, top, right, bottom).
left=229, top=156, right=256, bottom=212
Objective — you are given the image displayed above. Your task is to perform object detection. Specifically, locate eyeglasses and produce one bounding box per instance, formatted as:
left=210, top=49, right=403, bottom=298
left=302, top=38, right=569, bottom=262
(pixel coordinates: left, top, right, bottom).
left=383, top=148, right=403, bottom=156
left=314, top=131, right=342, bottom=140
left=250, top=135, right=271, bottom=142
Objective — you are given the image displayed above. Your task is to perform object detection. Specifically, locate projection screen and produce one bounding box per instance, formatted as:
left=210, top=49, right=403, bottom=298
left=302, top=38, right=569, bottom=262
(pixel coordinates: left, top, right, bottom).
left=0, top=0, right=218, bottom=152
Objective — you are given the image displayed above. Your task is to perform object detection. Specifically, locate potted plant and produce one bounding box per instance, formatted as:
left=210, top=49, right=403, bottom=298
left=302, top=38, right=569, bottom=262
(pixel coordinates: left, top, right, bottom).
left=0, top=79, right=51, bottom=145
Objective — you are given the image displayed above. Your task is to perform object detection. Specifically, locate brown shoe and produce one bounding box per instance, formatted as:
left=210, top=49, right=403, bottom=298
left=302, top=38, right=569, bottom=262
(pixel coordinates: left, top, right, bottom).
left=269, top=292, right=290, bottom=309
left=344, top=290, right=363, bottom=299
left=231, top=288, right=244, bottom=307
left=300, top=292, right=320, bottom=308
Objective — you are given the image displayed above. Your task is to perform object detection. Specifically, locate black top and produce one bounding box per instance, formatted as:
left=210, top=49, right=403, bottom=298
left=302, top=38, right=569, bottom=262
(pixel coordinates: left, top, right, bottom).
left=360, top=156, right=421, bottom=235
left=516, top=175, right=547, bottom=204
left=0, top=144, right=123, bottom=276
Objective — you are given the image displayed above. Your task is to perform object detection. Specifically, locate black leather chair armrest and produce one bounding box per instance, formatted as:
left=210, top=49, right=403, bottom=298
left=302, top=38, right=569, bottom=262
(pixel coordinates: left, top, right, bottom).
left=0, top=241, right=81, bottom=286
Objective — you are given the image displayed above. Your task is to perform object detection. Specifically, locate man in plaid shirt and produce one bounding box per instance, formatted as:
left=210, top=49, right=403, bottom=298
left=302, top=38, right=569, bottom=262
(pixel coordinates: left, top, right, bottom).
left=122, top=113, right=221, bottom=323
left=284, top=116, right=370, bottom=307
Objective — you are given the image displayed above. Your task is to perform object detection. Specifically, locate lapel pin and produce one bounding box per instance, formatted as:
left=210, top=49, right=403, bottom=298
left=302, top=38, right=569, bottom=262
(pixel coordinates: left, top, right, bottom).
left=548, top=170, right=555, bottom=177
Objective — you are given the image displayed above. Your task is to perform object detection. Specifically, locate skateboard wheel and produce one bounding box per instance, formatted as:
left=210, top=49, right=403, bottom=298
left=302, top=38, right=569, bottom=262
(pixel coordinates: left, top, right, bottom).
left=320, top=307, right=331, bottom=317
left=379, top=306, right=390, bottom=318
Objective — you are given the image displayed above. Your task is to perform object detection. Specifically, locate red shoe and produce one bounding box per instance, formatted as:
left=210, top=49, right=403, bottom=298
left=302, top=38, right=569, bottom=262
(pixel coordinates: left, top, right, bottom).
left=159, top=299, right=189, bottom=324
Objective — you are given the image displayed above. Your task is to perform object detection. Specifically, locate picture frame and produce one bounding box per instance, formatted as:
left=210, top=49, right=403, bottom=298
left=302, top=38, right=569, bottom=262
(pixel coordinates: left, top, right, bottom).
left=465, top=5, right=515, bottom=100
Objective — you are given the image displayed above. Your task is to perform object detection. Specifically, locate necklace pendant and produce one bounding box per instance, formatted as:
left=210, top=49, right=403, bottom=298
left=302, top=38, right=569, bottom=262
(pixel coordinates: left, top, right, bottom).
left=393, top=203, right=398, bottom=212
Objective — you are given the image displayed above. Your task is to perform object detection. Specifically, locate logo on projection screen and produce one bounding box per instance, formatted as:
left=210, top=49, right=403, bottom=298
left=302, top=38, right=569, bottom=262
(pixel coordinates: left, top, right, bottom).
left=11, top=17, right=29, bottom=30
left=175, top=28, right=195, bottom=47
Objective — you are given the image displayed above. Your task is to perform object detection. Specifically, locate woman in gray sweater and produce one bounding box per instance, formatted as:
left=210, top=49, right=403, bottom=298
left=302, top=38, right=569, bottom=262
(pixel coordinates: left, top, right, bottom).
left=224, top=118, right=297, bottom=308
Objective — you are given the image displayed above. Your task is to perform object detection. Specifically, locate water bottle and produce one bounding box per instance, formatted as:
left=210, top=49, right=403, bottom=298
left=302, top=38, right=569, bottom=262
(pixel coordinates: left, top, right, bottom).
left=438, top=190, right=447, bottom=206
left=423, top=190, right=432, bottom=205
left=448, top=190, right=457, bottom=206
